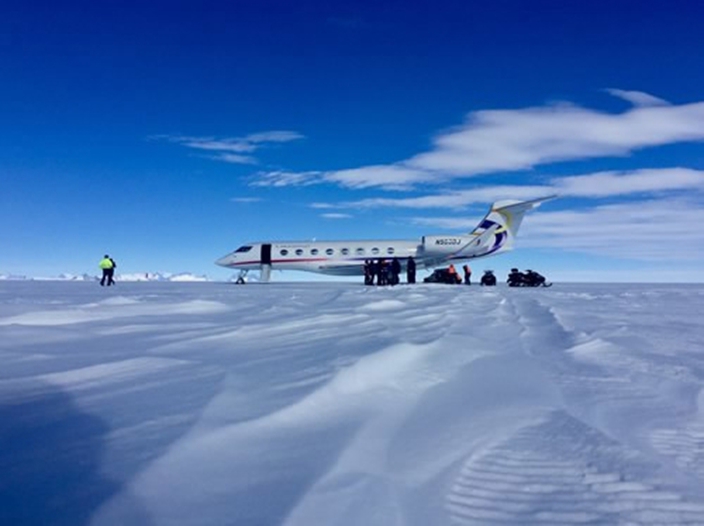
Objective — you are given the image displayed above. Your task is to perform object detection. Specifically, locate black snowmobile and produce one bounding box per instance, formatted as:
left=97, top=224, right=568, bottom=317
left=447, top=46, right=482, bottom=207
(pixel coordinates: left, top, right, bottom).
left=424, top=267, right=462, bottom=284
left=507, top=269, right=552, bottom=287
left=480, top=270, right=497, bottom=286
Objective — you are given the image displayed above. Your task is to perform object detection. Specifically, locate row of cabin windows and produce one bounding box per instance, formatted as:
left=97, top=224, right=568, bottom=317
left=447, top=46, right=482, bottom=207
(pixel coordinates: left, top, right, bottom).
left=278, top=247, right=396, bottom=257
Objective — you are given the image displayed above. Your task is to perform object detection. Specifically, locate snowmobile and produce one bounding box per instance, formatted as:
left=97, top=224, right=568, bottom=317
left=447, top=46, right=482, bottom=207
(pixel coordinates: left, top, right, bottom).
left=480, top=270, right=497, bottom=286
left=508, top=269, right=552, bottom=287
left=424, top=267, right=462, bottom=284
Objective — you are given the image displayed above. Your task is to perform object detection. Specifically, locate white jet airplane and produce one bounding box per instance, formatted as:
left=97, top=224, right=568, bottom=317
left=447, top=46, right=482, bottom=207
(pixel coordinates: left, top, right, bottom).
left=216, top=196, right=555, bottom=283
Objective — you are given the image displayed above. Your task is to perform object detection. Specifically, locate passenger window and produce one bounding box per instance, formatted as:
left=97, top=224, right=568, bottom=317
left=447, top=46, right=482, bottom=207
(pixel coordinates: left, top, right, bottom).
left=280, top=249, right=289, bottom=256
left=295, top=249, right=303, bottom=256
left=356, top=248, right=365, bottom=255
left=311, top=248, right=319, bottom=255
left=371, top=247, right=380, bottom=255
left=341, top=248, right=349, bottom=255
left=387, top=247, right=395, bottom=255
left=326, top=248, right=334, bottom=256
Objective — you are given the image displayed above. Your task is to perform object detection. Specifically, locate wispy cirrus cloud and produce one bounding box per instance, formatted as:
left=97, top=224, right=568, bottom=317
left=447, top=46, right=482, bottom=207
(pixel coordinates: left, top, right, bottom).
left=215, top=153, right=258, bottom=164
left=553, top=167, right=704, bottom=197
left=230, top=197, right=262, bottom=203
left=252, top=165, right=428, bottom=190
left=252, top=92, right=704, bottom=189
left=320, top=213, right=352, bottom=219
left=153, top=131, right=304, bottom=165
left=318, top=168, right=704, bottom=210
left=250, top=170, right=323, bottom=187
left=520, top=198, right=704, bottom=261
left=410, top=197, right=704, bottom=262
left=604, top=89, right=670, bottom=107
left=340, top=185, right=548, bottom=210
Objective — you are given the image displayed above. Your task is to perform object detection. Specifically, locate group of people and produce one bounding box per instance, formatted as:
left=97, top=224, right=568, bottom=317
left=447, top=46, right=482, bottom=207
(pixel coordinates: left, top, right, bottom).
left=364, top=256, right=416, bottom=286
left=364, top=258, right=477, bottom=286
left=442, top=264, right=473, bottom=285
left=98, top=255, right=117, bottom=286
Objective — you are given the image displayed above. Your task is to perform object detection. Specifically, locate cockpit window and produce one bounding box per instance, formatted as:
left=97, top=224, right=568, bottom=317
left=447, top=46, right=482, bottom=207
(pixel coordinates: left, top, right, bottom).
left=235, top=246, right=253, bottom=253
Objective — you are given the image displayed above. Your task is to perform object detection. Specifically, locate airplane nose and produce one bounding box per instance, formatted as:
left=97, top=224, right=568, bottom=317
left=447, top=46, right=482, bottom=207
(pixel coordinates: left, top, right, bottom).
left=215, top=254, right=233, bottom=267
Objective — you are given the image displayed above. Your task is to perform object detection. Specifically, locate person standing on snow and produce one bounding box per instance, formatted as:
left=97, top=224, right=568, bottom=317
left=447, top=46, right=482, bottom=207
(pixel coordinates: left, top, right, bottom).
left=390, top=257, right=401, bottom=286
left=363, top=260, right=373, bottom=286
left=463, top=264, right=472, bottom=285
left=377, top=259, right=388, bottom=286
left=108, top=257, right=117, bottom=286
left=448, top=264, right=460, bottom=284
left=99, top=255, right=114, bottom=286
left=406, top=256, right=416, bottom=284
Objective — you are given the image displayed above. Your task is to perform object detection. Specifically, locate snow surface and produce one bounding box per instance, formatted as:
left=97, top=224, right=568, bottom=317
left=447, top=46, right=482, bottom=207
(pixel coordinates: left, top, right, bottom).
left=1, top=281, right=704, bottom=525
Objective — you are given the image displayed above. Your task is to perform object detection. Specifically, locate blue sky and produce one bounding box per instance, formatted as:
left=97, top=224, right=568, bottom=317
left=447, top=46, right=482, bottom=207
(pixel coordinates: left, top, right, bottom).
left=2, top=0, right=704, bottom=281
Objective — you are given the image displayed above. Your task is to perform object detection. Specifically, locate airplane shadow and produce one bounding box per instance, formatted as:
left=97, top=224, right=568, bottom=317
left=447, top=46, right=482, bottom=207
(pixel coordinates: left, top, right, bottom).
left=0, top=383, right=149, bottom=526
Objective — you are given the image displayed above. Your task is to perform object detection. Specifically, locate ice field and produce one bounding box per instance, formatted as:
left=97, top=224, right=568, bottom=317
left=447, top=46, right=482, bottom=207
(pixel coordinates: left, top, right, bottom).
left=1, top=281, right=704, bottom=525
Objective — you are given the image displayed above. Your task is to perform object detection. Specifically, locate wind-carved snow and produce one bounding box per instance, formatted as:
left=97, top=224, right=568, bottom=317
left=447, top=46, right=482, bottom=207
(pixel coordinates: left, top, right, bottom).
left=0, top=296, right=229, bottom=326
left=0, top=281, right=703, bottom=525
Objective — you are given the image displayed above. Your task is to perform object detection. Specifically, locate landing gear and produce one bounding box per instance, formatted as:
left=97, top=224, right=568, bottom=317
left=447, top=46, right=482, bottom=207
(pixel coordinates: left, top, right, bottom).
left=235, top=270, right=248, bottom=284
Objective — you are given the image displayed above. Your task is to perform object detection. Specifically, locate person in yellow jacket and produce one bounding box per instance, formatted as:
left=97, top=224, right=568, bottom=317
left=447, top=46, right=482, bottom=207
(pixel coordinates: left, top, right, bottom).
left=99, top=255, right=114, bottom=286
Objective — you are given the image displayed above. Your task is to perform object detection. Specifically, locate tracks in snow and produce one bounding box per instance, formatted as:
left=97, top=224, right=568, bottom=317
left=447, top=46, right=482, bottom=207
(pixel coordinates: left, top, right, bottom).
left=444, top=291, right=704, bottom=525
left=447, top=410, right=704, bottom=525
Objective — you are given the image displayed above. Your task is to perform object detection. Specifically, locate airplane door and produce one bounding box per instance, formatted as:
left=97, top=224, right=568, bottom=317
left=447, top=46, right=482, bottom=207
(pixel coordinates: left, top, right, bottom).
left=261, top=244, right=272, bottom=265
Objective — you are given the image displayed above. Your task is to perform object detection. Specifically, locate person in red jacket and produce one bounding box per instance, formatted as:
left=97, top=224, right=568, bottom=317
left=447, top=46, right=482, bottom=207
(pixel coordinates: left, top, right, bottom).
left=448, top=264, right=461, bottom=284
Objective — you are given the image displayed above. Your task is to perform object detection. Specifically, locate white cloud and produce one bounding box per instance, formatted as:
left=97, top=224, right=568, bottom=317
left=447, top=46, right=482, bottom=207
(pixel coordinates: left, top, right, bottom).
left=252, top=165, right=430, bottom=190
left=324, top=165, right=431, bottom=190
left=251, top=93, right=704, bottom=189
left=156, top=131, right=304, bottom=165
left=341, top=185, right=548, bottom=210
left=230, top=197, right=262, bottom=203
left=250, top=170, right=322, bottom=187
left=331, top=168, right=704, bottom=210
left=409, top=216, right=480, bottom=230
left=553, top=168, right=704, bottom=197
left=409, top=198, right=704, bottom=262
left=243, top=131, right=305, bottom=143
left=604, top=89, right=670, bottom=107
left=320, top=213, right=352, bottom=219
left=172, top=136, right=258, bottom=153
left=520, top=198, right=704, bottom=261
left=211, top=153, right=258, bottom=164
left=405, top=99, right=704, bottom=176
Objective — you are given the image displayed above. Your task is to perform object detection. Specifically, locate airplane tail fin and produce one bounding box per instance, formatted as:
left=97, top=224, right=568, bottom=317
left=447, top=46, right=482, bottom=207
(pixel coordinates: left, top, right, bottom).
left=469, top=195, right=556, bottom=255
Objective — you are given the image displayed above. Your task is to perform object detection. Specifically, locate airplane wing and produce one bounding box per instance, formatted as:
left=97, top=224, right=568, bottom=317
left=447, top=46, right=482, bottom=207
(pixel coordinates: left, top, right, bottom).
left=314, top=262, right=363, bottom=276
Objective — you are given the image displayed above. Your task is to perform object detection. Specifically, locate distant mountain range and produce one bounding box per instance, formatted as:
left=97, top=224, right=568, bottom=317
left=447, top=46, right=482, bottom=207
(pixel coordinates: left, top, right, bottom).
left=0, top=272, right=214, bottom=282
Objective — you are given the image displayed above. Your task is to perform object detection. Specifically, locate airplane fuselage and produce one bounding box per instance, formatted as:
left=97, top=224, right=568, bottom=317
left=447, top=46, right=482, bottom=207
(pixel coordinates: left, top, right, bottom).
left=216, top=233, right=498, bottom=276
left=215, top=196, right=555, bottom=280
